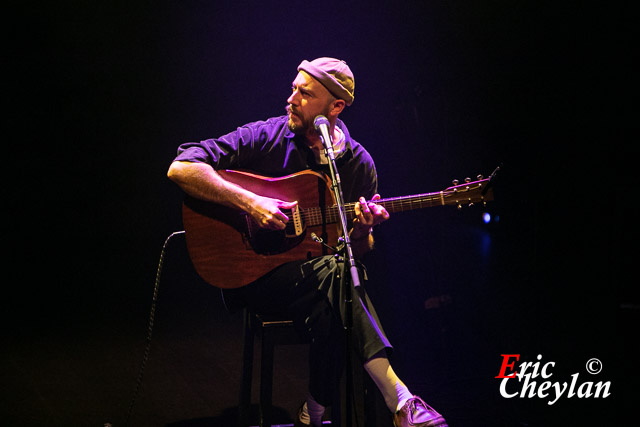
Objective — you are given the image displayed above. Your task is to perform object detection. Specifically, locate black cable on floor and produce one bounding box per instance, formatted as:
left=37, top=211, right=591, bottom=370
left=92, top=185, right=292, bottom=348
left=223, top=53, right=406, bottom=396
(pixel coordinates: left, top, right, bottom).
left=123, top=230, right=185, bottom=427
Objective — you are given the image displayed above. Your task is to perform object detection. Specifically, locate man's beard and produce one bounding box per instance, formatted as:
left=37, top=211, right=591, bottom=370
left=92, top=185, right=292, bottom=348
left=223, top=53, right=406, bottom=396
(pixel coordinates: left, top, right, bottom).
left=285, top=105, right=308, bottom=135
left=285, top=104, right=331, bottom=136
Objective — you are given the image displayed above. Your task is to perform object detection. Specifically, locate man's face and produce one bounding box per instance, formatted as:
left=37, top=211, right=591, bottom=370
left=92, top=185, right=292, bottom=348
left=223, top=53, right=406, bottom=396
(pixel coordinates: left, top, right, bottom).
left=286, top=71, right=334, bottom=135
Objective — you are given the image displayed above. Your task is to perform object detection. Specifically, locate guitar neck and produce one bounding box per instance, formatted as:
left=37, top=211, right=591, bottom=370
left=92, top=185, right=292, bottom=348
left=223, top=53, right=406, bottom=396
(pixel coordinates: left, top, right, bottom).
left=302, top=173, right=494, bottom=227
left=304, top=192, right=447, bottom=227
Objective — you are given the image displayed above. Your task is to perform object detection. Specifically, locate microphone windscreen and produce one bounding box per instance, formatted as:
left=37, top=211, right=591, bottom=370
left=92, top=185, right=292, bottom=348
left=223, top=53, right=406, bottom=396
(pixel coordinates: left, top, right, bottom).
left=314, top=115, right=330, bottom=130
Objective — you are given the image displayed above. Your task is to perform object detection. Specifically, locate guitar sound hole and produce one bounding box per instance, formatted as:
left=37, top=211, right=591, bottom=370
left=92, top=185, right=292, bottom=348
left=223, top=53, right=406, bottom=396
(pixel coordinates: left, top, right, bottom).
left=249, top=228, right=306, bottom=255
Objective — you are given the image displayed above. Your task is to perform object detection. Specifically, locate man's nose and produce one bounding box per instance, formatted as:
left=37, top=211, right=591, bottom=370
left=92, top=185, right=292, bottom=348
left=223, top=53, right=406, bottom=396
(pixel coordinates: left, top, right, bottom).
left=287, top=90, right=299, bottom=105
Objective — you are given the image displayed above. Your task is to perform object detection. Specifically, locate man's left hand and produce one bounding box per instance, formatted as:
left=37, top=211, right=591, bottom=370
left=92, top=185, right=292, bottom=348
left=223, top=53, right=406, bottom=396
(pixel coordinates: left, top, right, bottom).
left=352, top=194, right=389, bottom=239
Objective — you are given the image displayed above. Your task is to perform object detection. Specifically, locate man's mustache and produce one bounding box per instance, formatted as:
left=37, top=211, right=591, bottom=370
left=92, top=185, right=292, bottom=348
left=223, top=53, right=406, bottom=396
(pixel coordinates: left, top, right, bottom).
left=285, top=105, right=300, bottom=116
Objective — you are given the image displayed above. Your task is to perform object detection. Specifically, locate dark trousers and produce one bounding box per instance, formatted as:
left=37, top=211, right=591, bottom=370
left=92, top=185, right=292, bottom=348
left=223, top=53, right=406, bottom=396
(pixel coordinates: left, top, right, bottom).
left=222, top=255, right=392, bottom=406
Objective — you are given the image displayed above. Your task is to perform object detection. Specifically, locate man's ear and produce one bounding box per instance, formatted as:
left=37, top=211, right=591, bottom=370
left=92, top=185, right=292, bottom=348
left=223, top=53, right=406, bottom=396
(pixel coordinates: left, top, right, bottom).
left=328, top=99, right=346, bottom=119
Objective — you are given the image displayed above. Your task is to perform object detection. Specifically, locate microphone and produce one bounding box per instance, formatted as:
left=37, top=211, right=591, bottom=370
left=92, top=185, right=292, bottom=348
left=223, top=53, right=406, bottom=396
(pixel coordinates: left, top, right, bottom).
left=313, top=115, right=334, bottom=158
left=313, top=116, right=358, bottom=287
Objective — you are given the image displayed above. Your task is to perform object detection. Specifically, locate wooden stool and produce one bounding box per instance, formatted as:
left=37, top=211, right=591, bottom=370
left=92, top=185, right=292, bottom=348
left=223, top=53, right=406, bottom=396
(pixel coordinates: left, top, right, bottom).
left=238, top=308, right=307, bottom=427
left=237, top=309, right=379, bottom=427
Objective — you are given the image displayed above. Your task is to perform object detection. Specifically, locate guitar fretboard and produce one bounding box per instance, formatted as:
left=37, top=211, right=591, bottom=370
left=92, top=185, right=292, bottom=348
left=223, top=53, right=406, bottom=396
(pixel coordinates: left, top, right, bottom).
left=302, top=191, right=446, bottom=227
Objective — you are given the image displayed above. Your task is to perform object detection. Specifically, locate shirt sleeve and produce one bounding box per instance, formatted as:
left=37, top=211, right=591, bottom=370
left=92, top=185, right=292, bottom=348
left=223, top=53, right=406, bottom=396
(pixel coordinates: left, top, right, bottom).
left=346, top=142, right=378, bottom=202
left=173, top=125, right=258, bottom=170
left=173, top=116, right=295, bottom=173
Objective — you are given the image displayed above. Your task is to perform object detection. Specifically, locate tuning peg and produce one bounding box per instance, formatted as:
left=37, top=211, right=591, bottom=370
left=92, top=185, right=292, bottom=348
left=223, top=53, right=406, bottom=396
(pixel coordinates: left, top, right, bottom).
left=465, top=177, right=471, bottom=183
left=477, top=174, right=483, bottom=180
left=452, top=179, right=459, bottom=186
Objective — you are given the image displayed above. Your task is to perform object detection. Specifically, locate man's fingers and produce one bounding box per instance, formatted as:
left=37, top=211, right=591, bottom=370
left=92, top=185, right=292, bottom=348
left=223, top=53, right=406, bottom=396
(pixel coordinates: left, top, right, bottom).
left=354, top=195, right=389, bottom=230
left=266, top=200, right=296, bottom=229
left=359, top=197, right=370, bottom=214
left=274, top=211, right=288, bottom=224
left=359, top=197, right=368, bottom=209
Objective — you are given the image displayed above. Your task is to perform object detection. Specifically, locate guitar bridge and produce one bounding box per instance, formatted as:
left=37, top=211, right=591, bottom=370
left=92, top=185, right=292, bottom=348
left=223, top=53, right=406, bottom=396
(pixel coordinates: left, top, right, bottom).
left=291, top=204, right=303, bottom=236
left=281, top=206, right=304, bottom=237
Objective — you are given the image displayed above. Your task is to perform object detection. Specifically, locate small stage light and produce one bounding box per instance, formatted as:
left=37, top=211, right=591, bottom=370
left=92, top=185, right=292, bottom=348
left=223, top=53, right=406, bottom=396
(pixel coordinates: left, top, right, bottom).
left=482, top=212, right=491, bottom=224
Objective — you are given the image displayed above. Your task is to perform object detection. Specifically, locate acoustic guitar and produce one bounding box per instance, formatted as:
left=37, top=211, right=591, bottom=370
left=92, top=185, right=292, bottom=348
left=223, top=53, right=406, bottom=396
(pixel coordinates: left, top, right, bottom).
left=183, top=168, right=497, bottom=289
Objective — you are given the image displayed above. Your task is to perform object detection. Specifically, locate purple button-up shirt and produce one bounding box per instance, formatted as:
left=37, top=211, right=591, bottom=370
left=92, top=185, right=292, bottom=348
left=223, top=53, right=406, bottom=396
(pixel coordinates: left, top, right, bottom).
left=174, top=115, right=378, bottom=203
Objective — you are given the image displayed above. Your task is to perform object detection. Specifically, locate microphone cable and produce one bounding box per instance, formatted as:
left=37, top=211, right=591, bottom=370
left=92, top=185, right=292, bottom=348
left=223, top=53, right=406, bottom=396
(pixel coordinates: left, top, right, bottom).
left=123, top=230, right=185, bottom=427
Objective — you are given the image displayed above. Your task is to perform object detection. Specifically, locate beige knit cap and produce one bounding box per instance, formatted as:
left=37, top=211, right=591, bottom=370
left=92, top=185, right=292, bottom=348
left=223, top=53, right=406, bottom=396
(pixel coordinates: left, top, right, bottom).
left=297, top=57, right=355, bottom=106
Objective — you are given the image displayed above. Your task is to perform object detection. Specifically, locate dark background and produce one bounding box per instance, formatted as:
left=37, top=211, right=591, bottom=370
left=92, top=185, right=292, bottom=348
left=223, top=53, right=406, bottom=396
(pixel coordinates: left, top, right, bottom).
left=5, top=1, right=636, bottom=426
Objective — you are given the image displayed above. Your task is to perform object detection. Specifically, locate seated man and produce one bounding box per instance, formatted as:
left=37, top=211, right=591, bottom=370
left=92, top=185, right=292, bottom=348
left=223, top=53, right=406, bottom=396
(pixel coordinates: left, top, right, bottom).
left=167, top=57, right=447, bottom=427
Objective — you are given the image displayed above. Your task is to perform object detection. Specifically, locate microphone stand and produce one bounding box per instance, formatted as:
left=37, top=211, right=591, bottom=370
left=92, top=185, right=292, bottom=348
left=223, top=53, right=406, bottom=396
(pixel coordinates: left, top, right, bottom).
left=314, top=116, right=358, bottom=427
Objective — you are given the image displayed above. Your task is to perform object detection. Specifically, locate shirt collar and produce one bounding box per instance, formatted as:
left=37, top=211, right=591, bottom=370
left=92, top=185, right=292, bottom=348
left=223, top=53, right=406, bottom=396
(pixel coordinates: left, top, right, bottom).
left=284, top=116, right=354, bottom=153
left=313, top=125, right=347, bottom=164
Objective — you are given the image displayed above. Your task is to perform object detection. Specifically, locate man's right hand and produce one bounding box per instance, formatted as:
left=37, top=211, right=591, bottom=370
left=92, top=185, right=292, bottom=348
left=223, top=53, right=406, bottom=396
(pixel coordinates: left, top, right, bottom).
left=247, top=195, right=298, bottom=230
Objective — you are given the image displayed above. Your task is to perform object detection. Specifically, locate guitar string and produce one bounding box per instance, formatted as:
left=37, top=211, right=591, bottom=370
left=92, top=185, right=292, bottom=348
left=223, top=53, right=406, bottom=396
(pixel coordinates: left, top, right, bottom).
left=270, top=175, right=491, bottom=226
left=305, top=201, right=437, bottom=224
left=298, top=186, right=490, bottom=226
left=300, top=193, right=453, bottom=226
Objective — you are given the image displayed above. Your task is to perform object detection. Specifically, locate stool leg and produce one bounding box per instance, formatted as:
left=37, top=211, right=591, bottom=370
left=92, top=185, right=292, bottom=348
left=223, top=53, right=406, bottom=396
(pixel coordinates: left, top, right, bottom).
left=239, top=309, right=254, bottom=427
left=331, top=378, right=342, bottom=427
left=260, top=328, right=275, bottom=427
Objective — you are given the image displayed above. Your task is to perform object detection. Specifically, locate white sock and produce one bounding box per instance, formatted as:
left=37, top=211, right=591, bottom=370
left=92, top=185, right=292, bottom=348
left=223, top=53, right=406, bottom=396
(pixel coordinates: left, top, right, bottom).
left=364, top=353, right=414, bottom=413
left=299, top=401, right=311, bottom=424
left=300, top=393, right=325, bottom=426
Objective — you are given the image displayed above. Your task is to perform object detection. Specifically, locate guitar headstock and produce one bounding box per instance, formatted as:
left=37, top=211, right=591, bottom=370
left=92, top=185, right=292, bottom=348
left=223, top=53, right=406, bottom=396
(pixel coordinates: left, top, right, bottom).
left=442, top=166, right=499, bottom=209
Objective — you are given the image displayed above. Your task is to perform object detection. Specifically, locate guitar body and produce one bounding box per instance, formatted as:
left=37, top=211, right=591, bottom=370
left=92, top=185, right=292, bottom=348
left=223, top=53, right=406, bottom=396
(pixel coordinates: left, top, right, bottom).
left=182, top=169, right=338, bottom=289
left=181, top=166, right=497, bottom=289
